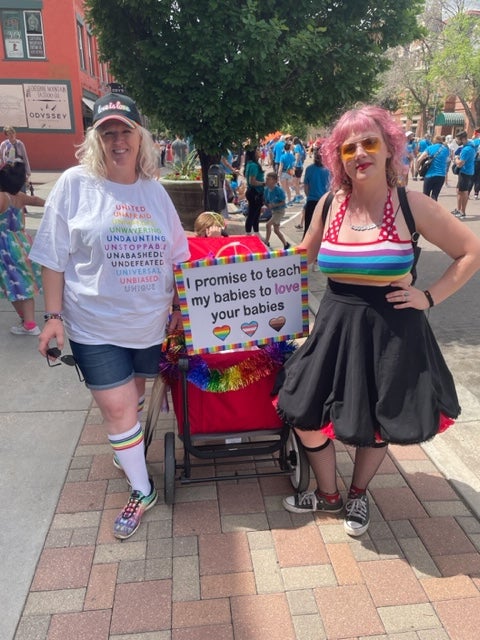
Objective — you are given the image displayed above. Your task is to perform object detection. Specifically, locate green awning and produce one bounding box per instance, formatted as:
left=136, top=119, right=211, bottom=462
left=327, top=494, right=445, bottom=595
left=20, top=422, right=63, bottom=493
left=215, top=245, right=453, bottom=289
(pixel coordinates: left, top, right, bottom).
left=435, top=112, right=465, bottom=126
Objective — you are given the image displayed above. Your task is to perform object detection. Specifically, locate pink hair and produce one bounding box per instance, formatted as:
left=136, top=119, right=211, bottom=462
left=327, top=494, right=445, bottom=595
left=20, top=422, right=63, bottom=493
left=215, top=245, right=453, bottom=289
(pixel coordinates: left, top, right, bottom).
left=321, top=105, right=406, bottom=193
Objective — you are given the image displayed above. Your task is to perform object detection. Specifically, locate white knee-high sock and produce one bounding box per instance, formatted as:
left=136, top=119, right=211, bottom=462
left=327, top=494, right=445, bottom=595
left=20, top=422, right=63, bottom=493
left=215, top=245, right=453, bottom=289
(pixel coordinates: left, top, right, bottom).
left=108, top=422, right=151, bottom=495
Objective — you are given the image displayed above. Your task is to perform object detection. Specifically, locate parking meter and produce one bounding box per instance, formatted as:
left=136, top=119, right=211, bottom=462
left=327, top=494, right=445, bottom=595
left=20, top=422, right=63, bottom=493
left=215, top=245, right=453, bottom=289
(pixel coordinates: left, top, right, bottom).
left=207, top=164, right=226, bottom=213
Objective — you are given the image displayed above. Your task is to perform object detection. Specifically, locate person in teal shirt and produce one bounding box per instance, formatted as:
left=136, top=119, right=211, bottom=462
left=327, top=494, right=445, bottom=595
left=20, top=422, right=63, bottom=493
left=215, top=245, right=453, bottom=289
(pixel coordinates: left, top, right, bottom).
left=263, top=171, right=290, bottom=249
left=244, top=147, right=265, bottom=235
left=452, top=130, right=475, bottom=218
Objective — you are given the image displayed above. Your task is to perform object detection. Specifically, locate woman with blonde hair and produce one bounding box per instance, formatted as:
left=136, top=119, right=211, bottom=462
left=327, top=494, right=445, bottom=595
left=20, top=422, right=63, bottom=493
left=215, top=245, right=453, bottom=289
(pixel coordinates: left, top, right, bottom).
left=30, top=93, right=189, bottom=540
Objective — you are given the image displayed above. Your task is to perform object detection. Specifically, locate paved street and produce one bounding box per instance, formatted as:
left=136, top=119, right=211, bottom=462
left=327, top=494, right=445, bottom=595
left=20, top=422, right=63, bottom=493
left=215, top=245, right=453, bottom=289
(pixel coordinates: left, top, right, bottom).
left=1, top=170, right=479, bottom=640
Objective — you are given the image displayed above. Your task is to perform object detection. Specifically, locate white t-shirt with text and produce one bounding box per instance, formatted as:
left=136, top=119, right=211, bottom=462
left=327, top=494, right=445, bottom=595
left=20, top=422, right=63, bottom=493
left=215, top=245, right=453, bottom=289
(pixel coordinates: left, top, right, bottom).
left=30, top=166, right=190, bottom=347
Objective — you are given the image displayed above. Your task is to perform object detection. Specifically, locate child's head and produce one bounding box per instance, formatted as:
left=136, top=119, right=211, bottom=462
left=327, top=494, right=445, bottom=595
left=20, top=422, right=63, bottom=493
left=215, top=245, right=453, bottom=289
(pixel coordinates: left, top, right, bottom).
left=194, top=211, right=226, bottom=237
left=265, top=171, right=278, bottom=187
left=0, top=160, right=26, bottom=194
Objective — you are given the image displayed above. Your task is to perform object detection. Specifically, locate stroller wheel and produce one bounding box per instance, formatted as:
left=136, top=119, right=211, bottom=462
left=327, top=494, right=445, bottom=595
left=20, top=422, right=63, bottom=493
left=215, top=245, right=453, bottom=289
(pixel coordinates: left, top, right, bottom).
left=164, top=431, right=176, bottom=505
left=286, top=429, right=310, bottom=492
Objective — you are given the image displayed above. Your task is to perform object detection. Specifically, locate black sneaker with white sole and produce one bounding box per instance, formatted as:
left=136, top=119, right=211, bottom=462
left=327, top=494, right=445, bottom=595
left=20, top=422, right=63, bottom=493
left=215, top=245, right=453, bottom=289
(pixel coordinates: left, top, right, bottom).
left=344, top=493, right=370, bottom=536
left=283, top=490, right=343, bottom=514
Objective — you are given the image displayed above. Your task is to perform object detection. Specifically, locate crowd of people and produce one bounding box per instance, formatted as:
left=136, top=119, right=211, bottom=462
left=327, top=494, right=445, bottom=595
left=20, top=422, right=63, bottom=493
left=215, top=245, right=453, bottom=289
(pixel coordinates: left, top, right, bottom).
left=3, top=95, right=480, bottom=542
left=404, top=128, right=480, bottom=217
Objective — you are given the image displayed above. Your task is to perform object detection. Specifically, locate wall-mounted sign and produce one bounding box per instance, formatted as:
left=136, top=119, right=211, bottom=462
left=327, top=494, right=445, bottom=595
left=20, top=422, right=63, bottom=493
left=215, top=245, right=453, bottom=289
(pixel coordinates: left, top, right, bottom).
left=0, top=84, right=28, bottom=127
left=24, top=83, right=72, bottom=129
left=2, top=11, right=25, bottom=58
left=0, top=81, right=73, bottom=132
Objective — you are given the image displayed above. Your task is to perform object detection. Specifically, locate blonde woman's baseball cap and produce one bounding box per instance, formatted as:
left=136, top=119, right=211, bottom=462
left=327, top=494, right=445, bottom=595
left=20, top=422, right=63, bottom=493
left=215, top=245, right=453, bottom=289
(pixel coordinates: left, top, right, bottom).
left=92, top=93, right=141, bottom=128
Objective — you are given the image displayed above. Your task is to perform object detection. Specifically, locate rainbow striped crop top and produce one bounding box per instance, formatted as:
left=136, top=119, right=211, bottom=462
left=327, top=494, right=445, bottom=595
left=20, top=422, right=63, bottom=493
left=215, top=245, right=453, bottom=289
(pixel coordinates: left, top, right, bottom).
left=318, top=191, right=414, bottom=285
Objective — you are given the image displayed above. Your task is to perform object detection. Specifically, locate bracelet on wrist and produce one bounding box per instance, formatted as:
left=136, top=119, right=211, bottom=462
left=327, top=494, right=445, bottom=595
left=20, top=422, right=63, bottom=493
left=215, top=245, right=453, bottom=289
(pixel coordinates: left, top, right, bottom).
left=44, top=313, right=64, bottom=322
left=423, top=290, right=435, bottom=308
left=171, top=304, right=181, bottom=312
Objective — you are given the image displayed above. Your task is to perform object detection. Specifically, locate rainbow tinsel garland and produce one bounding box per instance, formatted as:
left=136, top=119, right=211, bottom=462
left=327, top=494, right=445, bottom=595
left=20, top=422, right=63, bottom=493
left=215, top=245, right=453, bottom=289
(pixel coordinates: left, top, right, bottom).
left=159, top=332, right=296, bottom=393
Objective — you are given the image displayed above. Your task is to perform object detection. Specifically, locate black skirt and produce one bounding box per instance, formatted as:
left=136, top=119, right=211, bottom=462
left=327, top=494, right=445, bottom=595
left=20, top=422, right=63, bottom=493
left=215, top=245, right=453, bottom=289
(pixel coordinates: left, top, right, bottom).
left=277, top=280, right=460, bottom=446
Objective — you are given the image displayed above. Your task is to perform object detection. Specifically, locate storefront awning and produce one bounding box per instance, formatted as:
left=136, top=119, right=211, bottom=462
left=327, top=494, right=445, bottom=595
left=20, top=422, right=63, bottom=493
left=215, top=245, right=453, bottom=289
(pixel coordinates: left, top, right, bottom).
left=435, top=112, right=465, bottom=126
left=82, top=97, right=96, bottom=111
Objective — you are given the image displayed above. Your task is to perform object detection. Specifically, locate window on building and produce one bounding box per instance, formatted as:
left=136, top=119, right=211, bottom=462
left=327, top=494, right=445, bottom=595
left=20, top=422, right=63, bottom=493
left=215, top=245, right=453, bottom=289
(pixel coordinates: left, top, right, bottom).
left=77, top=20, right=85, bottom=70
left=1, top=8, right=45, bottom=59
left=86, top=29, right=95, bottom=75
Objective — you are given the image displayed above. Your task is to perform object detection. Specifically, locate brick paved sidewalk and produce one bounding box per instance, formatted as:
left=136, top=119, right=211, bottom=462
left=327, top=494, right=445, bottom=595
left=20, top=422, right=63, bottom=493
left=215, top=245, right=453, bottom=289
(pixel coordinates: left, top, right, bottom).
left=14, top=381, right=480, bottom=640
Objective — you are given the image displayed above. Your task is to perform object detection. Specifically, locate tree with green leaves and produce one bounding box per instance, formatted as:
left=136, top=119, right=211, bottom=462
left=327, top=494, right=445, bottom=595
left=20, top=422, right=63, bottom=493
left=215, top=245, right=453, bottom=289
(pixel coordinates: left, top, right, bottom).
left=86, top=0, right=422, bottom=198
left=429, top=10, right=480, bottom=128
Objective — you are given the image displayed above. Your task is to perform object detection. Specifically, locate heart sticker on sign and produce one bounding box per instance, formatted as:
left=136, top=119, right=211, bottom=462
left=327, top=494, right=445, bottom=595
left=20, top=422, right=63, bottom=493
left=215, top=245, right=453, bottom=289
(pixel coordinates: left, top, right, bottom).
left=269, top=316, right=286, bottom=332
left=213, top=325, right=231, bottom=341
left=241, top=321, right=258, bottom=337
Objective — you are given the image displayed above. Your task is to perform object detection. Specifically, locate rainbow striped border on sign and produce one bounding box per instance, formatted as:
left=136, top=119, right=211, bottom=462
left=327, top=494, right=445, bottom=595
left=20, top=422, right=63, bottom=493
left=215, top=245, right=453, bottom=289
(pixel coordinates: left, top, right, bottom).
left=174, top=247, right=308, bottom=355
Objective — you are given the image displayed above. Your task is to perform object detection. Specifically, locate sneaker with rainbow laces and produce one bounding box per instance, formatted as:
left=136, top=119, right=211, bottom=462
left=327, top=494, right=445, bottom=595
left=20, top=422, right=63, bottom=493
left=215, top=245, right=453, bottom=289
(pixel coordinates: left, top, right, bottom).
left=113, top=480, right=158, bottom=539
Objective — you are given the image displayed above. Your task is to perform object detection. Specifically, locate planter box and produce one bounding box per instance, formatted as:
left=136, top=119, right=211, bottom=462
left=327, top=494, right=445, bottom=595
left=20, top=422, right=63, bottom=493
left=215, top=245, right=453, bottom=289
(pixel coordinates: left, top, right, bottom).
left=161, top=179, right=204, bottom=231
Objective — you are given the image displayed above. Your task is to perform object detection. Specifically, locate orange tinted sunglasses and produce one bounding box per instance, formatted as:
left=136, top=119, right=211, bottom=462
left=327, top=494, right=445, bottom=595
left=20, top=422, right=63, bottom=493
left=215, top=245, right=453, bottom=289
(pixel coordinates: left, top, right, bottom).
left=339, top=136, right=381, bottom=161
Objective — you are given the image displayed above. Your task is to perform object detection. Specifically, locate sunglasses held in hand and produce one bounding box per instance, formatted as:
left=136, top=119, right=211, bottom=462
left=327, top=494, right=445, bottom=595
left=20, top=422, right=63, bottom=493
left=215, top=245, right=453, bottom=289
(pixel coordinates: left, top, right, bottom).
left=46, top=347, right=84, bottom=382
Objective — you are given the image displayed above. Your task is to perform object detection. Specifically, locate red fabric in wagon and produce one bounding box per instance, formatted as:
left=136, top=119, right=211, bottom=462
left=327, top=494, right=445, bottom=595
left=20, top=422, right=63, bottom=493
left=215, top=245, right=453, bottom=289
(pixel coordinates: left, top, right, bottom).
left=187, top=235, right=267, bottom=261
left=170, top=349, right=283, bottom=435
left=171, top=235, right=281, bottom=435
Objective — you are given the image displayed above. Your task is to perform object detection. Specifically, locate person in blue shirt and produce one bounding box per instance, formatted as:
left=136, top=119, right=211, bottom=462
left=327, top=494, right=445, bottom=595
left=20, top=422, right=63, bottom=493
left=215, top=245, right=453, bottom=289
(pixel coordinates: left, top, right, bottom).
left=405, top=131, right=418, bottom=182
left=278, top=142, right=296, bottom=205
left=220, top=149, right=235, bottom=175
left=263, top=172, right=290, bottom=249
left=417, top=134, right=431, bottom=155
left=416, top=136, right=449, bottom=201
left=273, top=136, right=286, bottom=173
left=415, top=134, right=431, bottom=180
left=292, top=136, right=306, bottom=203
left=452, top=130, right=475, bottom=218
left=471, top=128, right=480, bottom=199
left=299, top=147, right=330, bottom=235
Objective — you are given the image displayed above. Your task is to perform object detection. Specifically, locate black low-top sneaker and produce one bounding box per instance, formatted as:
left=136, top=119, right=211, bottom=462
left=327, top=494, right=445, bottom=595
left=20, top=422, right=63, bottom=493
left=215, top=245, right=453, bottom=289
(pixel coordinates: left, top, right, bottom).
left=344, top=493, right=370, bottom=536
left=283, top=490, right=343, bottom=514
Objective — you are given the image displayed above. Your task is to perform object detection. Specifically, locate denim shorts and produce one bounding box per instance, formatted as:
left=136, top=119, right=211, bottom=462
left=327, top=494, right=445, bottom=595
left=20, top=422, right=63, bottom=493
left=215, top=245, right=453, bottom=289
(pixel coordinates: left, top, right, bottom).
left=69, top=340, right=162, bottom=390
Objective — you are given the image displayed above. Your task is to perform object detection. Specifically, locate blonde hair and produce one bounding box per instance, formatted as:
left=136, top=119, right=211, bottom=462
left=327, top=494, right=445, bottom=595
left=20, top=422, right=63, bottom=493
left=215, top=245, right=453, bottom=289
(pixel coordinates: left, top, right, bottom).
left=194, top=212, right=226, bottom=236
left=75, top=124, right=158, bottom=179
left=3, top=126, right=15, bottom=136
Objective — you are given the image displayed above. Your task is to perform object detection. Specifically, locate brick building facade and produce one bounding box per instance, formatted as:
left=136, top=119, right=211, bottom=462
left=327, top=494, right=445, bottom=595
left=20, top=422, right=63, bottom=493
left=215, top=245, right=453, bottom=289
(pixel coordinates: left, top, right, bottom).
left=0, top=0, right=113, bottom=170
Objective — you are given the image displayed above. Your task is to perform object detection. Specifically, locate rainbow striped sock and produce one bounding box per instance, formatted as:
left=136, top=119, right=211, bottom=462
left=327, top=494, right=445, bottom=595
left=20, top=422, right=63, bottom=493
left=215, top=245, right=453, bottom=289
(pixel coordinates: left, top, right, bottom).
left=109, top=423, right=150, bottom=495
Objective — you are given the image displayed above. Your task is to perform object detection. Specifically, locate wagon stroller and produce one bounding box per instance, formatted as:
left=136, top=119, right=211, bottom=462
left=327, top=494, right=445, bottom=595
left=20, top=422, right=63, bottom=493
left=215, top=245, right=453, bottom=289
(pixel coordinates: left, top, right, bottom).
left=146, top=235, right=310, bottom=504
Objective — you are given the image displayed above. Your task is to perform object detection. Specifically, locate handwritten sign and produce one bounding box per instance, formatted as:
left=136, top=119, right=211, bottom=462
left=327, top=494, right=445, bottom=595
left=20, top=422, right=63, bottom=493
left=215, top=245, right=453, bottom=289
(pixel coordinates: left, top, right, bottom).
left=174, top=249, right=308, bottom=354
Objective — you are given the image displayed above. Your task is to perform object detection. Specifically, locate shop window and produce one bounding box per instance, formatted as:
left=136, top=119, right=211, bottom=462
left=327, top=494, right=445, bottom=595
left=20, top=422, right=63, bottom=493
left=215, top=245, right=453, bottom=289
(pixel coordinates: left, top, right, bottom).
left=1, top=9, right=45, bottom=59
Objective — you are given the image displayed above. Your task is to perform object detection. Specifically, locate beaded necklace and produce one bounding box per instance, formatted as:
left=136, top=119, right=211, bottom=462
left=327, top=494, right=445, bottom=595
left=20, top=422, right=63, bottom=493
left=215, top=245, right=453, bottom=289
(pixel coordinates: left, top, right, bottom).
left=346, top=189, right=393, bottom=232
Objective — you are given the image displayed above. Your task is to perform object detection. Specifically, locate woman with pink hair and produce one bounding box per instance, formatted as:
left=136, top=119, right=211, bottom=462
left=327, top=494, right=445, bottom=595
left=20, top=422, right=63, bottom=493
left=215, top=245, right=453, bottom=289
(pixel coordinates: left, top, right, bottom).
left=277, top=104, right=480, bottom=537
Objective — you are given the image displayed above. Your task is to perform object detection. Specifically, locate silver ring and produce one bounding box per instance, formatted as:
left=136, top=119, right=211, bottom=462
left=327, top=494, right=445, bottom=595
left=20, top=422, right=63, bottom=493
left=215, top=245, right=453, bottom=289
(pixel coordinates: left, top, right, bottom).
left=404, top=291, right=408, bottom=299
